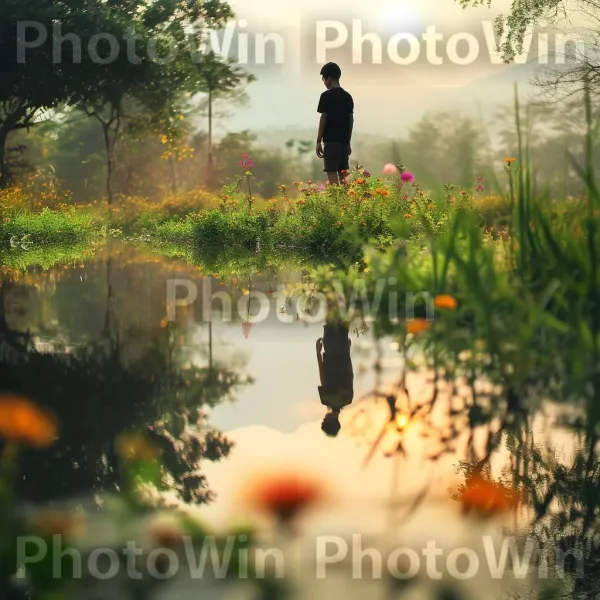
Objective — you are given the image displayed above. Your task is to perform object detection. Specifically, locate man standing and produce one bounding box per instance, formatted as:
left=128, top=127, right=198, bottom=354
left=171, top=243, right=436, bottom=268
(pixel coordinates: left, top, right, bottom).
left=316, top=62, right=354, bottom=185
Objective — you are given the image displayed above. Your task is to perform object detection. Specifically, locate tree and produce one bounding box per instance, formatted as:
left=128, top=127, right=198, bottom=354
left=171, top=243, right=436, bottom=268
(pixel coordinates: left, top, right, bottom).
left=456, top=0, right=571, bottom=62
left=0, top=0, right=79, bottom=186
left=194, top=51, right=255, bottom=189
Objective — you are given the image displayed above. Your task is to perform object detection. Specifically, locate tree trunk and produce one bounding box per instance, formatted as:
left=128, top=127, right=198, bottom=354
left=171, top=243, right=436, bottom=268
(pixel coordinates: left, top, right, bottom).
left=207, top=87, right=213, bottom=189
left=170, top=154, right=177, bottom=194
left=101, top=122, right=115, bottom=205
left=0, top=127, right=9, bottom=189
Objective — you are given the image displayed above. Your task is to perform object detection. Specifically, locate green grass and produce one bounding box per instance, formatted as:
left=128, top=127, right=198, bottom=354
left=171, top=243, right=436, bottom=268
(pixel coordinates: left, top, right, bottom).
left=0, top=209, right=104, bottom=270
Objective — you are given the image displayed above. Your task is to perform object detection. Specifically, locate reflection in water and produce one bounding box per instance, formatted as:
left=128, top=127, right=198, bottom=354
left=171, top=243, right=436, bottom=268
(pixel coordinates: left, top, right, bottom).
left=316, top=319, right=354, bottom=437
left=0, top=248, right=251, bottom=506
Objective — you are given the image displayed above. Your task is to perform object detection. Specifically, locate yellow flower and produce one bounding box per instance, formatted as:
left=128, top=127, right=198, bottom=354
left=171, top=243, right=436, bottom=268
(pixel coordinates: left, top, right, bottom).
left=31, top=509, right=85, bottom=539
left=115, top=433, right=158, bottom=462
left=0, top=395, right=58, bottom=448
left=434, top=294, right=458, bottom=309
left=406, top=319, right=431, bottom=335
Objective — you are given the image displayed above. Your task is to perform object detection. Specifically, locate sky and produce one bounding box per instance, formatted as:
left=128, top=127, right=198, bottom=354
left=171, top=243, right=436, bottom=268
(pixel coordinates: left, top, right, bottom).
left=203, top=0, right=579, bottom=139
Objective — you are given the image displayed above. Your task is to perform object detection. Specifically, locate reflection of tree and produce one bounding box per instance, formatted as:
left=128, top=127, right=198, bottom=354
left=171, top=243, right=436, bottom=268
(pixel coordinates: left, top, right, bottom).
left=0, top=252, right=252, bottom=506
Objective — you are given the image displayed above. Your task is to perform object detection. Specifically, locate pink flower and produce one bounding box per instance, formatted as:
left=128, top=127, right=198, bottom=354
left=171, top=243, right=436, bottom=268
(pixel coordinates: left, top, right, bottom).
left=476, top=184, right=484, bottom=192
left=318, top=184, right=326, bottom=191
left=383, top=163, right=397, bottom=174
left=242, top=321, right=252, bottom=339
left=363, top=170, right=371, bottom=178
left=400, top=171, right=414, bottom=182
left=239, top=153, right=254, bottom=169
left=341, top=178, right=348, bottom=185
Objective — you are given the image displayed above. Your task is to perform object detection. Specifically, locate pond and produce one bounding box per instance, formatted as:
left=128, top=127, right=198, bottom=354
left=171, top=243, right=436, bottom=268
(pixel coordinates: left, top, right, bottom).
left=0, top=243, right=578, bottom=600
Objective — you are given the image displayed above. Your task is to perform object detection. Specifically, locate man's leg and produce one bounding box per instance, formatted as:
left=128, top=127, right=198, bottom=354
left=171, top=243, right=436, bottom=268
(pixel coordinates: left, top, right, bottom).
left=323, top=143, right=342, bottom=185
left=326, top=171, right=339, bottom=185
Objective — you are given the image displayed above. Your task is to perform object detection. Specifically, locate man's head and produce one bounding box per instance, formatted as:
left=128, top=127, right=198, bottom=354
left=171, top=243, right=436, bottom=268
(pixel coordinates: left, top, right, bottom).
left=320, top=62, right=341, bottom=89
left=321, top=410, right=341, bottom=437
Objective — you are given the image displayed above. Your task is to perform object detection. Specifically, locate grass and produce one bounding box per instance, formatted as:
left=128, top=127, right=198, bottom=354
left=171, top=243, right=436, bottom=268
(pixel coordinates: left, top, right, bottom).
left=0, top=209, right=104, bottom=272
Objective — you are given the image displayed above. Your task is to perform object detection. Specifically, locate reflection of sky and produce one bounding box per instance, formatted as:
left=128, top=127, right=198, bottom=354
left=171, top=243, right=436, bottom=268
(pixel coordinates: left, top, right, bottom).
left=191, top=310, right=400, bottom=433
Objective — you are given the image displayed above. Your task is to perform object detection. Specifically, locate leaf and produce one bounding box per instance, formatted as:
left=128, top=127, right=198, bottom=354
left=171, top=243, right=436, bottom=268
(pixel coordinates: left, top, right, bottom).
left=537, top=311, right=570, bottom=334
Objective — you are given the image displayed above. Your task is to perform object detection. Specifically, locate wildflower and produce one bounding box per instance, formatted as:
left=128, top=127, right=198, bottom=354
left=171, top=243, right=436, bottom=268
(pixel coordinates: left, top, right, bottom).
left=341, top=178, right=348, bottom=185
left=239, top=153, right=254, bottom=169
left=406, top=319, right=430, bottom=335
left=504, top=157, right=516, bottom=164
left=0, top=395, right=58, bottom=448
left=355, top=178, right=366, bottom=185
left=373, top=188, right=389, bottom=197
left=458, top=475, right=521, bottom=516
left=318, top=184, right=326, bottom=191
left=160, top=317, right=168, bottom=328
left=476, top=184, right=484, bottom=192
left=434, top=295, right=458, bottom=309
left=31, top=509, right=85, bottom=539
left=383, top=163, right=398, bottom=174
left=243, top=471, right=326, bottom=524
left=363, top=170, right=371, bottom=177
left=148, top=515, right=187, bottom=549
left=404, top=213, right=412, bottom=218
left=242, top=321, right=252, bottom=339
left=400, top=171, right=414, bottom=182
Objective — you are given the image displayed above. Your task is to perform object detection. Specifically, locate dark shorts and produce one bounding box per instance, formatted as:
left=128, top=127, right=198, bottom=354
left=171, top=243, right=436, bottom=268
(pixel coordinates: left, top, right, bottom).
left=323, top=142, right=349, bottom=172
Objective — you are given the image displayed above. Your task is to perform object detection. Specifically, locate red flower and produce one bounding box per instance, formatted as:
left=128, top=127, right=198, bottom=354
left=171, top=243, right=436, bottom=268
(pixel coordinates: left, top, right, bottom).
left=244, top=471, right=326, bottom=524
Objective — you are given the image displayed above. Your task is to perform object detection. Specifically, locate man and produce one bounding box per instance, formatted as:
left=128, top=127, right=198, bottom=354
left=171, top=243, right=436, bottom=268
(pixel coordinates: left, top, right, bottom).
left=316, top=319, right=354, bottom=437
left=316, top=62, right=354, bottom=185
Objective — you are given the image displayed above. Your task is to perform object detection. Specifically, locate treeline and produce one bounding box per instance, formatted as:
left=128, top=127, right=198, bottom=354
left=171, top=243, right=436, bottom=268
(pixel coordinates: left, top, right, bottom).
left=7, top=98, right=594, bottom=201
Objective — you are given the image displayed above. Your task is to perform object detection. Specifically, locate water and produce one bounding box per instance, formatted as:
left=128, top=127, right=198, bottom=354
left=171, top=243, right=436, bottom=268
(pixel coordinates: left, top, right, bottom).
left=0, top=243, right=568, bottom=599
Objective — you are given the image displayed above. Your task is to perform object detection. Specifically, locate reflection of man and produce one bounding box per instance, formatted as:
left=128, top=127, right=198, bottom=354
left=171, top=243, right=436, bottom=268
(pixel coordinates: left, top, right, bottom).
left=316, top=321, right=354, bottom=437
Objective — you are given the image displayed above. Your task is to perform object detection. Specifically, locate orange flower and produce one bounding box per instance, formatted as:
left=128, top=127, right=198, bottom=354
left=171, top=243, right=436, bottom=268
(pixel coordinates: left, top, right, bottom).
left=355, top=178, right=366, bottom=185
left=0, top=395, right=58, bottom=448
left=244, top=471, right=326, bottom=523
left=373, top=188, right=389, bottom=197
left=406, top=318, right=430, bottom=335
left=31, top=509, right=85, bottom=540
left=148, top=516, right=186, bottom=549
left=434, top=295, right=457, bottom=309
left=459, top=475, right=520, bottom=516
left=504, top=157, right=516, bottom=164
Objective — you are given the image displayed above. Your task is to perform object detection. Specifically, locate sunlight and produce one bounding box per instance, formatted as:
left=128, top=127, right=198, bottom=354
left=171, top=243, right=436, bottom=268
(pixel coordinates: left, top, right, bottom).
left=376, top=0, right=424, bottom=34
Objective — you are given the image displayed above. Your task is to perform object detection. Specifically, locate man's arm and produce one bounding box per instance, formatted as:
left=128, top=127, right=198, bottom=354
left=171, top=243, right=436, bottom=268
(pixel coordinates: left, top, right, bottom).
left=348, top=113, right=354, bottom=155
left=316, top=113, right=327, bottom=158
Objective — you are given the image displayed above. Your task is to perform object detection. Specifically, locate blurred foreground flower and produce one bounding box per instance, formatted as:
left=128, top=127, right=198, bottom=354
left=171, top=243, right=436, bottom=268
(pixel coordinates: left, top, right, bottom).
left=244, top=471, right=327, bottom=525
left=383, top=163, right=397, bottom=174
left=406, top=318, right=431, bottom=335
left=0, top=395, right=58, bottom=448
left=434, top=295, right=458, bottom=309
left=116, top=432, right=158, bottom=462
left=454, top=475, right=521, bottom=517
left=31, top=508, right=85, bottom=539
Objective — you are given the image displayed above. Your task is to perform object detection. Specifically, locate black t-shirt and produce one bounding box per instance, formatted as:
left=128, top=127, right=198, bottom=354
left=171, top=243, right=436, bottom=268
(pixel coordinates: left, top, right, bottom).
left=317, top=87, right=354, bottom=143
